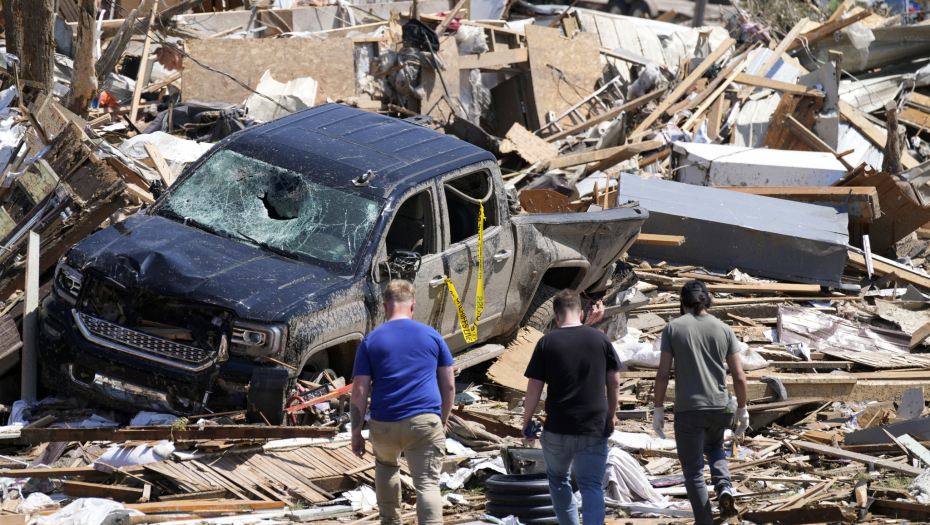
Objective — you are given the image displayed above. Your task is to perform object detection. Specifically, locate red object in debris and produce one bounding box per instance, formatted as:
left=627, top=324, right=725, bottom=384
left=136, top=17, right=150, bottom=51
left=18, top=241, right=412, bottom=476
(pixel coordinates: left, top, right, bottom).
left=154, top=46, right=183, bottom=72
left=98, top=91, right=119, bottom=107
left=436, top=11, right=462, bottom=32
left=285, top=383, right=353, bottom=425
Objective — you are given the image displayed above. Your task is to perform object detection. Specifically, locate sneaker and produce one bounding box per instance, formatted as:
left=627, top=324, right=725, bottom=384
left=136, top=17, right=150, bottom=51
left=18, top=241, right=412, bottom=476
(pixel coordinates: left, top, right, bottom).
left=717, top=486, right=737, bottom=519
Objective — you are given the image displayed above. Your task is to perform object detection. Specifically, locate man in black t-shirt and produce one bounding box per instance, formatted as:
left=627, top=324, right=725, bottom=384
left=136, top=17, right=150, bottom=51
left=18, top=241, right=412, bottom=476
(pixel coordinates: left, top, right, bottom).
left=522, top=289, right=621, bottom=525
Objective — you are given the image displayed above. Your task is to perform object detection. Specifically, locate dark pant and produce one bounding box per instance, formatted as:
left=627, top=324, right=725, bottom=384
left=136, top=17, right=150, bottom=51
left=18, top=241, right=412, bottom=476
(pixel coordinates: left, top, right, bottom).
left=674, top=410, right=734, bottom=525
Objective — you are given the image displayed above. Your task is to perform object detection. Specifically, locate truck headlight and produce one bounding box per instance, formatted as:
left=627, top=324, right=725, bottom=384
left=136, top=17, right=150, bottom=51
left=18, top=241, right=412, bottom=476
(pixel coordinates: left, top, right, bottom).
left=53, top=262, right=83, bottom=305
left=231, top=321, right=285, bottom=357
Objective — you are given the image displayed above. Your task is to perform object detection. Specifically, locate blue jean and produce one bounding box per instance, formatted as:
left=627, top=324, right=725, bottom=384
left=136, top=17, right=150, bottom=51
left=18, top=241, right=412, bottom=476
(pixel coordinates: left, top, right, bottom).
left=540, top=430, right=609, bottom=525
left=674, top=410, right=734, bottom=525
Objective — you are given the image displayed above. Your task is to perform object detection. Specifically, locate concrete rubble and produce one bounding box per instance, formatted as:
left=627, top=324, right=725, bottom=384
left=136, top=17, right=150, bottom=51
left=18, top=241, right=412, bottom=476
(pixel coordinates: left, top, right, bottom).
left=2, top=0, right=930, bottom=523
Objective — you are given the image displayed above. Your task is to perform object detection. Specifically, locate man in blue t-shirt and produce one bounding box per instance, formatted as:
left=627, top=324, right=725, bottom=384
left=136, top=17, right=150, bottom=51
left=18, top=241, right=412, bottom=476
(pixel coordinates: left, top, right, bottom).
left=350, top=279, right=455, bottom=525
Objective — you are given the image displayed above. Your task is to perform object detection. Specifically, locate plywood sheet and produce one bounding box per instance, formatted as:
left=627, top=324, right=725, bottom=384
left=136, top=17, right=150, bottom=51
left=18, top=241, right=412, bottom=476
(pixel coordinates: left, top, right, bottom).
left=487, top=326, right=544, bottom=392
left=181, top=38, right=356, bottom=105
left=524, top=24, right=602, bottom=132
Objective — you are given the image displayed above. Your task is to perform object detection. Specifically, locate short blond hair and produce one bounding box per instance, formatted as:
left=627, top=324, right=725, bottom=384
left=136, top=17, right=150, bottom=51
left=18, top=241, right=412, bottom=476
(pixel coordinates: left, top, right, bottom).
left=384, top=279, right=416, bottom=303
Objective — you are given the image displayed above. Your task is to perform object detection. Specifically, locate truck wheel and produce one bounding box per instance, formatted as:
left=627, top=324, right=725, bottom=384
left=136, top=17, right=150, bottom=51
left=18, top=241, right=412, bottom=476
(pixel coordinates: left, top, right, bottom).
left=521, top=284, right=560, bottom=333
left=605, top=0, right=628, bottom=15
left=628, top=0, right=653, bottom=18
left=247, top=367, right=289, bottom=426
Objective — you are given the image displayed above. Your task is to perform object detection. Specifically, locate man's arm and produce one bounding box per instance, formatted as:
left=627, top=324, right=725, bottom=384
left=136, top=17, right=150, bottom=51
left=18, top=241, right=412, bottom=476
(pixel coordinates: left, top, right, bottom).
left=654, top=351, right=673, bottom=407
left=437, top=365, right=455, bottom=428
left=606, top=369, right=621, bottom=435
left=726, top=353, right=748, bottom=407
left=350, top=376, right=372, bottom=458
left=522, top=378, right=545, bottom=440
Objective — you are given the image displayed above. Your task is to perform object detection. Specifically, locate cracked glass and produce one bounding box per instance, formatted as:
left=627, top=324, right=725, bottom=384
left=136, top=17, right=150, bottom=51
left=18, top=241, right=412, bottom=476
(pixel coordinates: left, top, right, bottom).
left=163, top=149, right=381, bottom=271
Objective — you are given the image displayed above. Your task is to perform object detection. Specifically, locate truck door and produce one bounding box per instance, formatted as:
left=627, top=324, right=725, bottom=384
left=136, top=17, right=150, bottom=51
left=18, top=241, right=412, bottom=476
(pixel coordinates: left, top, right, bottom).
left=436, top=168, right=515, bottom=353
left=376, top=187, right=446, bottom=330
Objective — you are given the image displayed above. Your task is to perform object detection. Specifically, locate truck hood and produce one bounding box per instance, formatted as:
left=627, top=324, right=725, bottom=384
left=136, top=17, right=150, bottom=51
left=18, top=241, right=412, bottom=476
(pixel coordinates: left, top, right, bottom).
left=66, top=214, right=349, bottom=322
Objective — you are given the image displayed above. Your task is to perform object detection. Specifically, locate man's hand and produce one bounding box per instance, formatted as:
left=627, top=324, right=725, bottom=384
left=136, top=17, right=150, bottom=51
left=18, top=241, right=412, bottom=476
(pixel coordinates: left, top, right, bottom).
left=351, top=430, right=366, bottom=458
left=522, top=417, right=537, bottom=442
left=652, top=406, right=666, bottom=439
left=606, top=415, right=616, bottom=437
left=734, top=407, right=750, bottom=436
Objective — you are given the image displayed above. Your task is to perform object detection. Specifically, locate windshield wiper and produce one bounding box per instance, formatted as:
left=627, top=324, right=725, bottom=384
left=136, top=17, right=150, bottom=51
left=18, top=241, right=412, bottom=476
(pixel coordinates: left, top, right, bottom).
left=234, top=230, right=300, bottom=260
left=156, top=207, right=229, bottom=239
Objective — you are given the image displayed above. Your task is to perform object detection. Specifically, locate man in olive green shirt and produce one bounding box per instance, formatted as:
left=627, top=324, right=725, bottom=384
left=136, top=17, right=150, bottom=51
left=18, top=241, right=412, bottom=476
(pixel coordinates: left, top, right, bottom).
left=652, top=280, right=749, bottom=525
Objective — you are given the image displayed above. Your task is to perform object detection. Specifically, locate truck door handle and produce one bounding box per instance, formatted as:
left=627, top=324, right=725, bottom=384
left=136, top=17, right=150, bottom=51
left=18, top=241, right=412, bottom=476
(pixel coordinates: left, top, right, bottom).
left=429, top=276, right=447, bottom=288
left=493, top=250, right=512, bottom=262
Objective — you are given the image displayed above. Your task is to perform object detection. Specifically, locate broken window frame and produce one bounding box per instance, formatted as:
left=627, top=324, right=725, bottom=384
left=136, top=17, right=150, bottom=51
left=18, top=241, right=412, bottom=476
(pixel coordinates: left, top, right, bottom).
left=438, top=168, right=500, bottom=249
left=151, top=148, right=385, bottom=276
left=382, top=187, right=439, bottom=258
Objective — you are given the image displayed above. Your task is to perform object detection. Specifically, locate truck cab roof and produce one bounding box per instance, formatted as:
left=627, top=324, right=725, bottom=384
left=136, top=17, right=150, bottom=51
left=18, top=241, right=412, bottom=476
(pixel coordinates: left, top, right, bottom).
left=221, top=104, right=497, bottom=199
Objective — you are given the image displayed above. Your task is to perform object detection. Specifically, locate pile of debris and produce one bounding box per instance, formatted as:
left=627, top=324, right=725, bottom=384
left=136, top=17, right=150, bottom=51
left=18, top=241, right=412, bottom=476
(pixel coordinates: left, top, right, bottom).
left=4, top=0, right=930, bottom=522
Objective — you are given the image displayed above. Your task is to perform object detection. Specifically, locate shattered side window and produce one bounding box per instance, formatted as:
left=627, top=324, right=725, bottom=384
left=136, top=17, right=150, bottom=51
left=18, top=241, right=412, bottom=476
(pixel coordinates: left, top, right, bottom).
left=163, top=149, right=382, bottom=271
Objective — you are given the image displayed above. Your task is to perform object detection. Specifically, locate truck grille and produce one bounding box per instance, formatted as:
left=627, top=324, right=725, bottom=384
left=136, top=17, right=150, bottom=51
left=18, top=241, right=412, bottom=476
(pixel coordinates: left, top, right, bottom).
left=78, top=313, right=212, bottom=365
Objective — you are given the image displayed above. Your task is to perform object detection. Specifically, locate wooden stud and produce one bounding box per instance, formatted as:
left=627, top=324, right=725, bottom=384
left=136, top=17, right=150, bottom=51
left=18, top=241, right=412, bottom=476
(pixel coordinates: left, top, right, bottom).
left=143, top=143, right=175, bottom=186
left=129, top=1, right=159, bottom=124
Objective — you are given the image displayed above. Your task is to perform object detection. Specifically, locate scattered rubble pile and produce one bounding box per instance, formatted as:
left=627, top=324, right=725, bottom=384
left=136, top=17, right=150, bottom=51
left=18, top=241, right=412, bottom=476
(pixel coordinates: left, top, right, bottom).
left=5, top=0, right=930, bottom=522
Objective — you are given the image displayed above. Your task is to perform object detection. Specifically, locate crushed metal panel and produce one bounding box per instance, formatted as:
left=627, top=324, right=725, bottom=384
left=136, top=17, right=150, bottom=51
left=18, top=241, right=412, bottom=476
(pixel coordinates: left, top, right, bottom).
left=840, top=74, right=904, bottom=114
left=618, top=174, right=850, bottom=287
left=732, top=93, right=782, bottom=148
left=844, top=415, right=930, bottom=445
left=799, top=25, right=930, bottom=75
left=838, top=122, right=883, bottom=171
left=777, top=305, right=911, bottom=354
left=671, top=142, right=849, bottom=187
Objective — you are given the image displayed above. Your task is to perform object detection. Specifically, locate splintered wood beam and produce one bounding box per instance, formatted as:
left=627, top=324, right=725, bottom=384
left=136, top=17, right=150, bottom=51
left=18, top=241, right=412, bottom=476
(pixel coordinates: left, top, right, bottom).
left=734, top=74, right=825, bottom=97
left=784, top=114, right=854, bottom=170
left=545, top=88, right=665, bottom=142
left=785, top=9, right=873, bottom=52
left=547, top=139, right=663, bottom=170
left=839, top=100, right=918, bottom=169
left=792, top=440, right=925, bottom=475
left=634, top=234, right=685, bottom=247
left=630, top=37, right=736, bottom=135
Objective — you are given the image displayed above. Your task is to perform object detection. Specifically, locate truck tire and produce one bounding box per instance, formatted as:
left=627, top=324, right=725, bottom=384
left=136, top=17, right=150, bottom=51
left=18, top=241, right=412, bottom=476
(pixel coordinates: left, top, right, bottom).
left=247, top=367, right=289, bottom=426
left=486, top=491, right=552, bottom=505
left=605, top=0, right=628, bottom=15
left=521, top=284, right=560, bottom=333
left=485, top=473, right=551, bottom=494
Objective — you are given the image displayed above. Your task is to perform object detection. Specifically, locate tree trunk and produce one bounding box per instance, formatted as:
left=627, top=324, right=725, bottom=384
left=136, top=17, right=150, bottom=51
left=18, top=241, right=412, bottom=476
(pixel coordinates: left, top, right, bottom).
left=21, top=0, right=55, bottom=94
left=67, top=0, right=97, bottom=117
left=3, top=0, right=23, bottom=64
left=882, top=101, right=903, bottom=175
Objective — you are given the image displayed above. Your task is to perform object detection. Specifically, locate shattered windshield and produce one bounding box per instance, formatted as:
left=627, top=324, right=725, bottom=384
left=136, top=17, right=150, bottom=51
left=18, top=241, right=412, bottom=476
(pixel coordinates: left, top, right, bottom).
left=161, top=149, right=381, bottom=271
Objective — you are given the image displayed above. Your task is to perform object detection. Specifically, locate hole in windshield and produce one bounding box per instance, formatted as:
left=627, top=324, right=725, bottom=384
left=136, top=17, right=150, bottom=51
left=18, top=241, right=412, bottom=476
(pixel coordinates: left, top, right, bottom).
left=161, top=149, right=382, bottom=271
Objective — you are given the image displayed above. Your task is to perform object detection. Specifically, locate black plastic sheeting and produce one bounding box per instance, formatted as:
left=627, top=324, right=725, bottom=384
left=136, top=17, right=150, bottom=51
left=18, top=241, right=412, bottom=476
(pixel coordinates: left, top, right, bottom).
left=143, top=101, right=252, bottom=143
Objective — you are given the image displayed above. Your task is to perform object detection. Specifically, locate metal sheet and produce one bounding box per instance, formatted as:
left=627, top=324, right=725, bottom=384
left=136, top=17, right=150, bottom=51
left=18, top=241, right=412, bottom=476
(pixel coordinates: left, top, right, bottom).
left=618, top=174, right=850, bottom=287
left=777, top=305, right=911, bottom=354
left=838, top=122, right=883, bottom=171
left=732, top=93, right=782, bottom=148
left=672, top=142, right=849, bottom=187
left=844, top=415, right=930, bottom=445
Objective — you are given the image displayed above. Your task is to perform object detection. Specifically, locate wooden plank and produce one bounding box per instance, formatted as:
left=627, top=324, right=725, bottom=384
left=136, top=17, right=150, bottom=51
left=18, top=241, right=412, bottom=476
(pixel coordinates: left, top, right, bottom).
left=791, top=440, right=924, bottom=475
left=912, top=322, right=930, bottom=349
left=545, top=88, right=664, bottom=143
left=129, top=2, right=159, bottom=124
left=667, top=45, right=753, bottom=117
left=143, top=143, right=176, bottom=186
left=838, top=100, right=918, bottom=169
left=19, top=425, right=338, bottom=444
left=786, top=9, right=873, bottom=52
left=0, top=467, right=104, bottom=478
left=871, top=500, right=930, bottom=521
left=847, top=251, right=930, bottom=292
left=755, top=19, right=811, bottom=80
left=746, top=398, right=823, bottom=412
left=458, top=48, right=528, bottom=70
left=734, top=73, right=825, bottom=97
left=546, top=139, right=663, bottom=169
left=631, top=37, right=736, bottom=136
left=63, top=481, right=143, bottom=503
left=683, top=47, right=762, bottom=131
left=784, top=114, right=854, bottom=170
left=703, top=283, right=822, bottom=293
left=124, top=500, right=285, bottom=513
left=633, top=234, right=685, bottom=247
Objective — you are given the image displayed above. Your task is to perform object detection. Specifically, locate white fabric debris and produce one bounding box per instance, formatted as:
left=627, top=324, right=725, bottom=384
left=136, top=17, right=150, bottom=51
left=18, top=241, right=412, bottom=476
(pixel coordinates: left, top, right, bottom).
left=446, top=438, right=477, bottom=457
left=344, top=485, right=378, bottom=512
left=19, top=492, right=58, bottom=514
left=627, top=62, right=662, bottom=100
left=603, top=446, right=668, bottom=505
left=440, top=456, right=506, bottom=490
left=846, top=22, right=875, bottom=72
left=94, top=440, right=175, bottom=468
left=37, top=498, right=142, bottom=525
left=245, top=69, right=319, bottom=123
left=456, top=26, right=489, bottom=55
left=119, top=132, right=213, bottom=163
left=909, top=469, right=930, bottom=504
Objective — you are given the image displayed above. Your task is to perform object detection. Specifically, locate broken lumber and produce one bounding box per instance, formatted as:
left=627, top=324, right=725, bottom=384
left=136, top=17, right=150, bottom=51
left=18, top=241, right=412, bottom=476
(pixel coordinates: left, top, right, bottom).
left=791, top=440, right=924, bottom=475
left=63, top=481, right=143, bottom=503
left=871, top=500, right=930, bottom=521
left=547, top=140, right=663, bottom=170
left=839, top=100, right=919, bottom=169
left=633, top=234, right=685, bottom=247
left=19, top=425, right=338, bottom=444
left=785, top=9, right=873, bottom=52
left=458, top=48, right=528, bottom=70
left=847, top=251, right=930, bottom=292
left=123, top=500, right=285, bottom=513
left=733, top=74, right=825, bottom=97
left=742, top=505, right=854, bottom=524
left=546, top=88, right=665, bottom=142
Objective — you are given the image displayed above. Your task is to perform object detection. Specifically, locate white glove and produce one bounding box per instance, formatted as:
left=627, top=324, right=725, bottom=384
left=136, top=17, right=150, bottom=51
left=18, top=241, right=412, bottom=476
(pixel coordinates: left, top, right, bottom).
left=734, top=407, right=749, bottom=436
left=652, top=406, right=666, bottom=439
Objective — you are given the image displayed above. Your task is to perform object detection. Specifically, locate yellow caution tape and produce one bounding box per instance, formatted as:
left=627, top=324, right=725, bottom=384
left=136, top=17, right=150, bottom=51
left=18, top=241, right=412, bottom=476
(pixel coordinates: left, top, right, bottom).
left=444, top=202, right=485, bottom=343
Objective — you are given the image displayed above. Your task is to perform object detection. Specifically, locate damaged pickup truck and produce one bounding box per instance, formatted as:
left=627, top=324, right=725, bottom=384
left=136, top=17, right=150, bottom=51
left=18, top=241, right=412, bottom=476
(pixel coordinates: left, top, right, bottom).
left=38, top=104, right=646, bottom=420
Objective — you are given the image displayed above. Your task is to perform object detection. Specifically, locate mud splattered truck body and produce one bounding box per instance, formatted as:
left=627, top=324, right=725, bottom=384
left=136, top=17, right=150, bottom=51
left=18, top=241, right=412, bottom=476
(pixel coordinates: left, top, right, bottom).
left=38, top=104, right=646, bottom=419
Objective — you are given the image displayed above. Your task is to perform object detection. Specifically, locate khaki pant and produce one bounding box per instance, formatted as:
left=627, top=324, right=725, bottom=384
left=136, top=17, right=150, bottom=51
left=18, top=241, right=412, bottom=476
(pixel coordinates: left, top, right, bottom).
left=369, top=412, right=445, bottom=525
